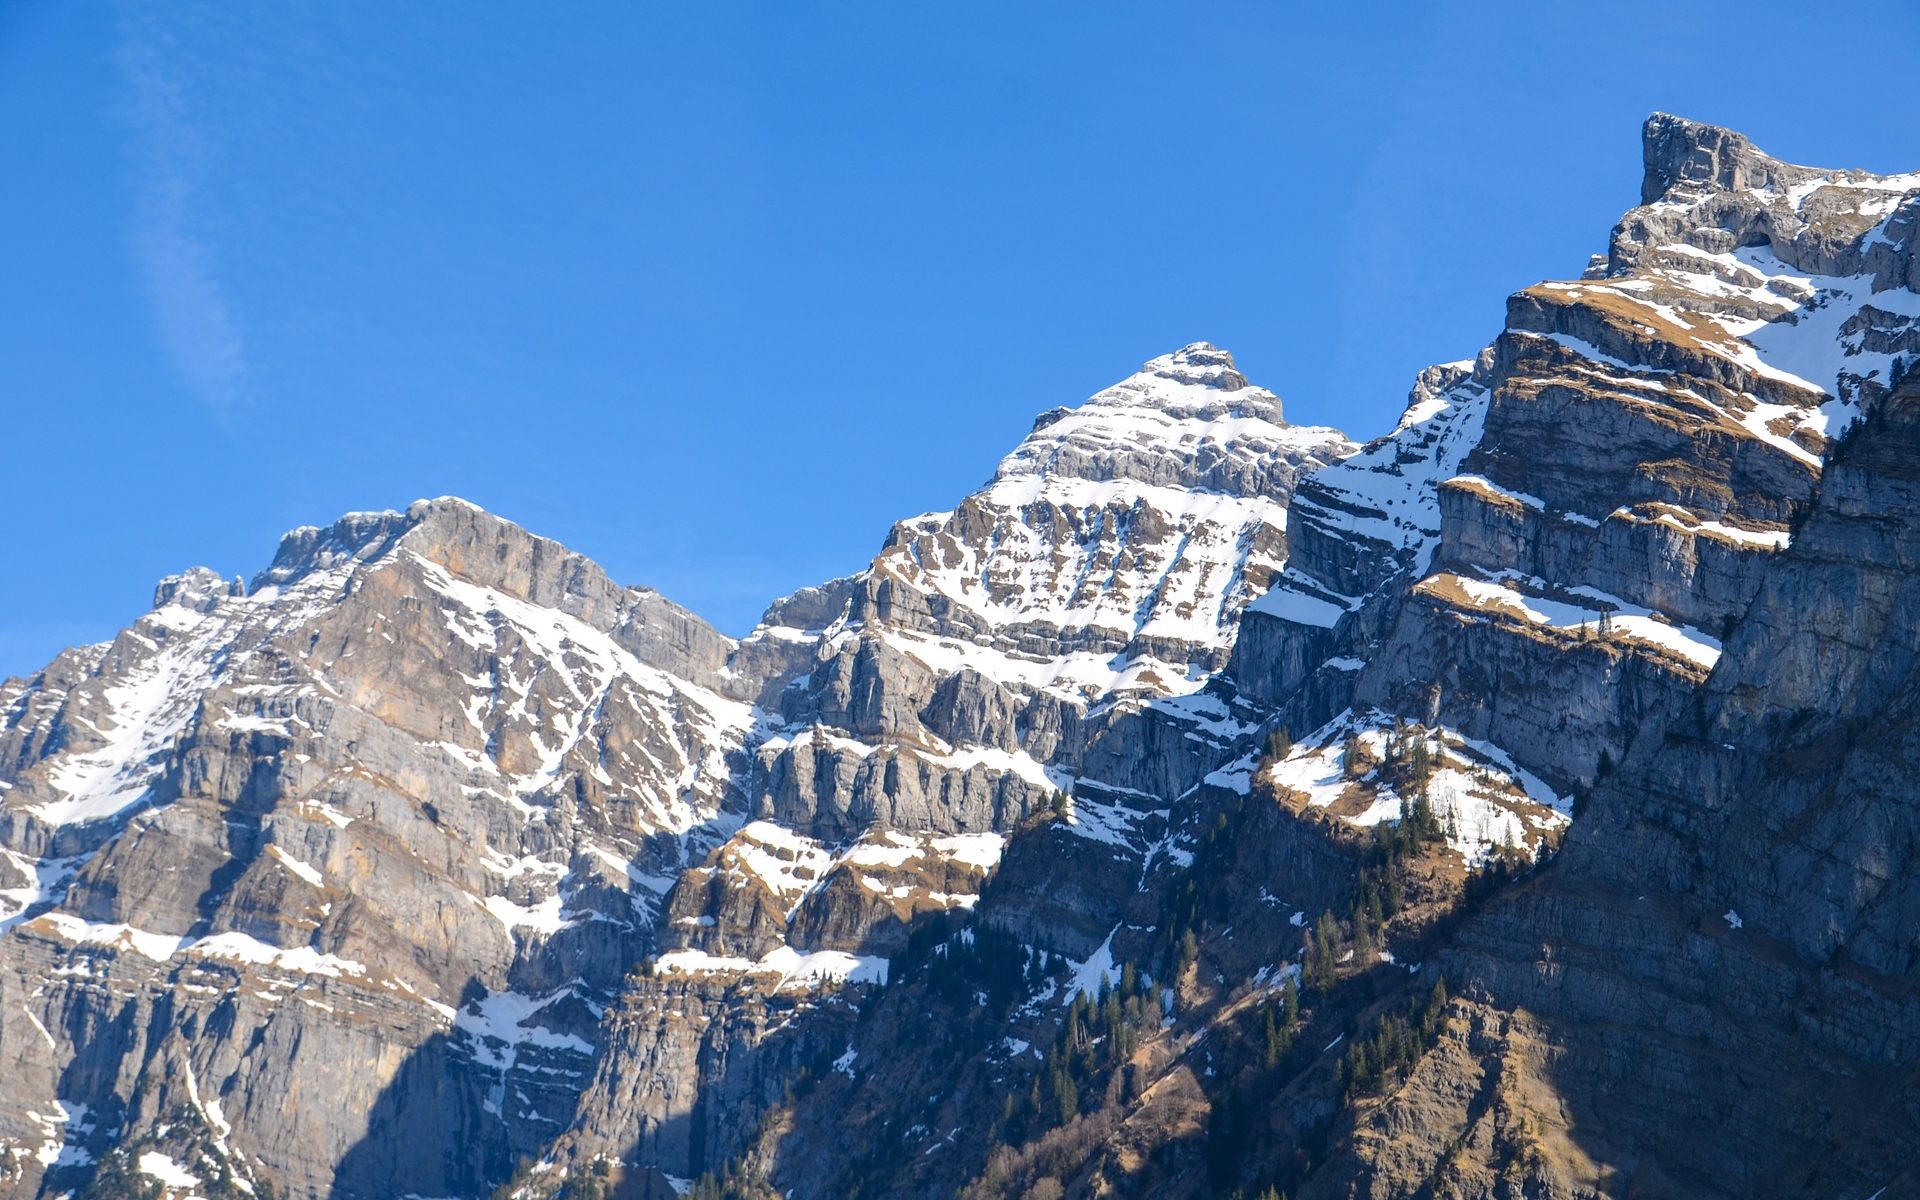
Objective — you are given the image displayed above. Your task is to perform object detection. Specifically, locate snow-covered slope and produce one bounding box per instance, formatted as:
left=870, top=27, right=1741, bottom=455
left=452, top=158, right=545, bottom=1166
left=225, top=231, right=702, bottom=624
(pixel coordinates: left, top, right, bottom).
left=751, top=341, right=1353, bottom=703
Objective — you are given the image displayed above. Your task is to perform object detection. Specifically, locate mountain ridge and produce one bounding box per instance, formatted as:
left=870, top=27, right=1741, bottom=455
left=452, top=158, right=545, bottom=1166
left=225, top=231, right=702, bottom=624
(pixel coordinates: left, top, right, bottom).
left=4, top=112, right=1919, bottom=1199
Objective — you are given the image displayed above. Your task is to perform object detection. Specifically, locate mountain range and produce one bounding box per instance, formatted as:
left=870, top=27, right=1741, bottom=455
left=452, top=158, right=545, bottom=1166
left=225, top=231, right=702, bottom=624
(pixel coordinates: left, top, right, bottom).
left=4, top=113, right=1919, bottom=1200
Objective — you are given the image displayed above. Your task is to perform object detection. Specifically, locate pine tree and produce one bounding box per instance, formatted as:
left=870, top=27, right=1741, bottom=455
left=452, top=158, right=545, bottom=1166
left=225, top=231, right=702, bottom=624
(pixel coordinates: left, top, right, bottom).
left=1052, top=1063, right=1079, bottom=1125
left=1310, top=910, right=1340, bottom=987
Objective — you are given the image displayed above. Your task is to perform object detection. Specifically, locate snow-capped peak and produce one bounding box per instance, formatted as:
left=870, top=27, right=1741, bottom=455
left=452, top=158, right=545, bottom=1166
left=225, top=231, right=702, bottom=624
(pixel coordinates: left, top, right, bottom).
left=1139, top=340, right=1255, bottom=395
left=1082, top=341, right=1274, bottom=422
left=987, top=343, right=1347, bottom=503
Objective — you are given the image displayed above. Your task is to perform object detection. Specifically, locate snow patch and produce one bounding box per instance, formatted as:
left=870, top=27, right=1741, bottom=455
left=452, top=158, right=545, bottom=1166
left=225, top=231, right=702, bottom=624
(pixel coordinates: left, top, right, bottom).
left=31, top=913, right=365, bottom=977
left=654, top=945, right=889, bottom=989
left=1065, top=926, right=1119, bottom=1002
left=267, top=845, right=324, bottom=888
left=137, top=1151, right=200, bottom=1190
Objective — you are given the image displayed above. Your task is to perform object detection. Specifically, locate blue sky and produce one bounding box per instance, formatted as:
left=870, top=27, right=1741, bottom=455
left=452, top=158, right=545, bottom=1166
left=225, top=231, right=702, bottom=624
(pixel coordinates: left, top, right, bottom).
left=4, top=2, right=1918, bottom=676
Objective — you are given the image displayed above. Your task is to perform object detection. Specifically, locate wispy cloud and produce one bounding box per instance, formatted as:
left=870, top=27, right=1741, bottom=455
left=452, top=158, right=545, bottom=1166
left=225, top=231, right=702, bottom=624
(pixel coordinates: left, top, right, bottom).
left=114, top=6, right=247, bottom=415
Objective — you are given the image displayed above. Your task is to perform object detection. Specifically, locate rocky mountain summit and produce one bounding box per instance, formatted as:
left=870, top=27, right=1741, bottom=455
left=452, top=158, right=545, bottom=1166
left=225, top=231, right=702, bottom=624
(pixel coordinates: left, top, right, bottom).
left=3, top=114, right=1918, bottom=1200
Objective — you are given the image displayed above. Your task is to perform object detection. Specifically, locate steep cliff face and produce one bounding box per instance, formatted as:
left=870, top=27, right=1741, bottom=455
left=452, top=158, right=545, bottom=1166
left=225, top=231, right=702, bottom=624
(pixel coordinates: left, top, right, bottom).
left=1232, top=112, right=1919, bottom=800
left=1304, top=375, right=1920, bottom=1200
left=1221, top=115, right=1920, bottom=1200
left=2, top=114, right=1917, bottom=1200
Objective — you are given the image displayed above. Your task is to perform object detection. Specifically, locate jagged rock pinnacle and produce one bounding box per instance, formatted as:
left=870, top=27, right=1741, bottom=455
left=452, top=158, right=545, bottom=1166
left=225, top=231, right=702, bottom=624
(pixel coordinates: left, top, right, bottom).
left=1641, top=111, right=1797, bottom=204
